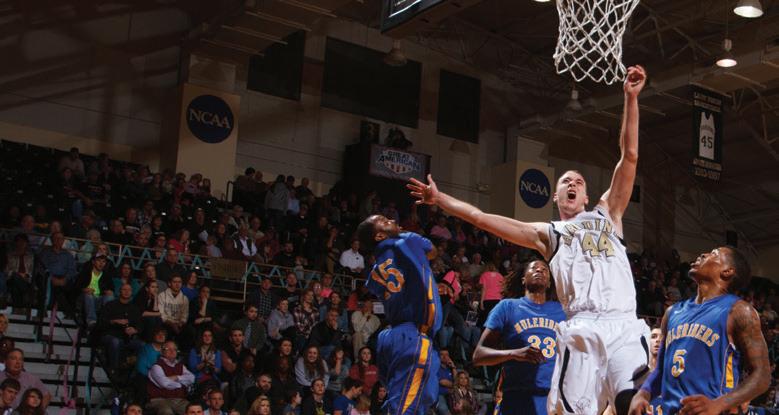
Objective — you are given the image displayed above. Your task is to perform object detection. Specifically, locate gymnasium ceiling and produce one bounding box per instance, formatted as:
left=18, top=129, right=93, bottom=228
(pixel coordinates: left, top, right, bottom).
left=0, top=0, right=778, bottom=253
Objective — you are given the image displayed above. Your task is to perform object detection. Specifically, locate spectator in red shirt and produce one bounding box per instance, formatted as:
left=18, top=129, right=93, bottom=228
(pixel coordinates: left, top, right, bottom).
left=349, top=347, right=379, bottom=391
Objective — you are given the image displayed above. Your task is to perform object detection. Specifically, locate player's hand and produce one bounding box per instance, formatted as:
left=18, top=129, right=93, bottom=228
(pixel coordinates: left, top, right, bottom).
left=679, top=395, right=725, bottom=415
left=407, top=174, right=440, bottom=206
left=624, top=65, right=646, bottom=97
left=627, top=390, right=651, bottom=415
left=509, top=346, right=545, bottom=364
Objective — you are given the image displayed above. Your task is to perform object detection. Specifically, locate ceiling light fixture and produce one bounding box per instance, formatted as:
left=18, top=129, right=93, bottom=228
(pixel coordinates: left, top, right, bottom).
left=716, top=39, right=738, bottom=67
left=716, top=4, right=738, bottom=68
left=384, top=40, right=407, bottom=67
left=733, top=0, right=763, bottom=18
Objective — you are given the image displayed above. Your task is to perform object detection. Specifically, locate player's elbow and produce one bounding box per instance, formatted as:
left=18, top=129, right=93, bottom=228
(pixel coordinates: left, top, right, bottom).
left=469, top=210, right=487, bottom=228
left=471, top=348, right=486, bottom=366
left=622, top=150, right=638, bottom=164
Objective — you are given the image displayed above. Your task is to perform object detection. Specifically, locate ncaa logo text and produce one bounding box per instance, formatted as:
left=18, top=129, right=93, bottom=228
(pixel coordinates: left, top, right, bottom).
left=186, top=95, right=234, bottom=144
left=518, top=168, right=551, bottom=209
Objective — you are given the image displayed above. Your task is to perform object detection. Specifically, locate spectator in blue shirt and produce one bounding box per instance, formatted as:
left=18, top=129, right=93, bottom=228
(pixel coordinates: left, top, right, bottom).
left=333, top=377, right=363, bottom=415
left=436, top=349, right=456, bottom=415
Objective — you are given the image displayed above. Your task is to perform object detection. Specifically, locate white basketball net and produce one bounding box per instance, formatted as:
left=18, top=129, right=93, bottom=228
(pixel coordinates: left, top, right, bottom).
left=554, top=0, right=640, bottom=85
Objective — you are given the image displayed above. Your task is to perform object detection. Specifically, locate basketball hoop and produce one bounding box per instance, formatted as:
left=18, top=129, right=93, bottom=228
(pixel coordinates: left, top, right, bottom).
left=554, top=0, right=640, bottom=85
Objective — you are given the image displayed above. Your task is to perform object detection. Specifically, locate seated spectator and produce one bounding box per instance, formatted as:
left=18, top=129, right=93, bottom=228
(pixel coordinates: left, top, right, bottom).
left=158, top=274, right=190, bottom=346
left=295, top=346, right=329, bottom=389
left=168, top=229, right=190, bottom=254
left=181, top=271, right=199, bottom=301
left=235, top=226, right=258, bottom=261
left=319, top=274, right=334, bottom=300
left=204, top=235, right=222, bottom=258
left=319, top=291, right=348, bottom=332
left=325, top=347, right=350, bottom=402
left=188, top=329, right=223, bottom=385
left=136, top=327, right=167, bottom=377
left=435, top=349, right=456, bottom=415
left=308, top=308, right=344, bottom=359
left=277, top=273, right=300, bottom=305
left=189, top=285, right=220, bottom=334
left=430, top=216, right=452, bottom=241
left=248, top=396, right=272, bottom=415
left=12, top=388, right=45, bottom=415
left=58, top=147, right=85, bottom=177
left=234, top=373, right=275, bottom=414
left=135, top=281, right=162, bottom=340
left=369, top=382, right=387, bottom=415
left=232, top=304, right=267, bottom=356
left=352, top=395, right=371, bottom=415
left=293, top=290, right=319, bottom=351
left=4, top=234, right=34, bottom=307
left=282, top=390, right=302, bottom=415
left=448, top=371, right=479, bottom=415
left=184, top=403, right=204, bottom=415
left=348, top=347, right=378, bottom=392
left=227, top=354, right=255, bottom=408
left=76, top=229, right=103, bottom=264
left=351, top=299, right=380, bottom=353
left=763, top=303, right=778, bottom=324
left=114, top=262, right=141, bottom=300
left=123, top=402, right=144, bottom=415
left=300, top=379, right=331, bottom=415
left=37, top=232, right=77, bottom=309
left=75, top=253, right=114, bottom=326
left=204, top=389, right=226, bottom=415
left=268, top=299, right=296, bottom=342
left=333, top=378, right=363, bottom=415
left=263, top=338, right=294, bottom=378
left=146, top=340, right=195, bottom=415
left=271, top=358, right=298, bottom=412
left=273, top=242, right=297, bottom=269
left=0, top=349, right=51, bottom=408
left=338, top=241, right=364, bottom=276
left=156, top=249, right=186, bottom=285
left=98, top=283, right=144, bottom=371
left=0, top=378, right=20, bottom=415
left=247, top=277, right=277, bottom=322
left=104, top=219, right=131, bottom=245
left=221, top=239, right=243, bottom=261
left=221, top=328, right=251, bottom=382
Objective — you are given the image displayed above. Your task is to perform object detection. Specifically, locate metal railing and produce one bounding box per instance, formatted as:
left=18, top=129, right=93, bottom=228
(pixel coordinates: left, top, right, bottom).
left=0, top=228, right=360, bottom=296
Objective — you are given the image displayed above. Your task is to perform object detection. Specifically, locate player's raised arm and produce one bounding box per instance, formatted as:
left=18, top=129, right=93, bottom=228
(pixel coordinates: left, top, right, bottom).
left=408, top=175, right=551, bottom=259
left=599, top=65, right=645, bottom=230
left=683, top=301, right=771, bottom=414
left=629, top=309, right=669, bottom=415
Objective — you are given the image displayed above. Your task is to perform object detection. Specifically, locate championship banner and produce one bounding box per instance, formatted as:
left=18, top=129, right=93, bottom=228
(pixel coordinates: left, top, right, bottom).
left=692, top=86, right=724, bottom=182
left=176, top=83, right=240, bottom=198
left=368, top=144, right=430, bottom=181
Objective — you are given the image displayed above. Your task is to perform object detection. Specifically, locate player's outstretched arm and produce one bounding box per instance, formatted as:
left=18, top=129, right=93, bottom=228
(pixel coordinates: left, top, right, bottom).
left=629, top=309, right=670, bottom=415
left=472, top=328, right=544, bottom=366
left=682, top=301, right=771, bottom=414
left=408, top=175, right=551, bottom=259
left=600, top=65, right=645, bottom=231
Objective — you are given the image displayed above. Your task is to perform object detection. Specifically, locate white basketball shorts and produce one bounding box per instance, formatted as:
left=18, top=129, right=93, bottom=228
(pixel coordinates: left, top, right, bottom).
left=547, top=315, right=651, bottom=415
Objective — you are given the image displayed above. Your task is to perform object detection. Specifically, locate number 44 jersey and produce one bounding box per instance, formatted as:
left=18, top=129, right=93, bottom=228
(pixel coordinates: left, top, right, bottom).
left=485, top=297, right=566, bottom=391
left=549, top=205, right=636, bottom=317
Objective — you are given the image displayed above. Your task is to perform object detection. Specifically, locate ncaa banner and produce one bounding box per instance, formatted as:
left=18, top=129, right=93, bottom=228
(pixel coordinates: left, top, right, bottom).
left=176, top=83, right=240, bottom=198
left=490, top=161, right=554, bottom=223
left=515, top=161, right=555, bottom=222
left=368, top=144, right=430, bottom=181
left=692, top=86, right=724, bottom=182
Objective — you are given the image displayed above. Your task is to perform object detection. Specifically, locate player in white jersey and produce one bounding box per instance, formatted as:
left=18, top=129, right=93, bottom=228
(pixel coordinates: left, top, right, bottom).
left=408, top=65, right=648, bottom=415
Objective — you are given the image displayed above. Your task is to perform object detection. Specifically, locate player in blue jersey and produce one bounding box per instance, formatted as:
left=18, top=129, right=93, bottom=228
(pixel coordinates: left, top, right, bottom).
left=473, top=259, right=566, bottom=415
left=629, top=247, right=770, bottom=415
left=357, top=214, right=443, bottom=415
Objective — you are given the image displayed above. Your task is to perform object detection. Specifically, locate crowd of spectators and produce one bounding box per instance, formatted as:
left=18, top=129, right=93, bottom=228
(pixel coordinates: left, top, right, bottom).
left=0, top=144, right=778, bottom=414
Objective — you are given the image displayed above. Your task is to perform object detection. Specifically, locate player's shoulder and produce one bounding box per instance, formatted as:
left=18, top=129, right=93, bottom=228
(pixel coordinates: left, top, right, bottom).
left=728, top=298, right=759, bottom=322
left=542, top=300, right=566, bottom=318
